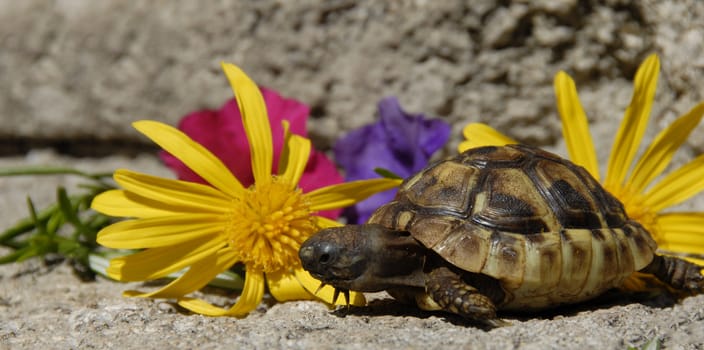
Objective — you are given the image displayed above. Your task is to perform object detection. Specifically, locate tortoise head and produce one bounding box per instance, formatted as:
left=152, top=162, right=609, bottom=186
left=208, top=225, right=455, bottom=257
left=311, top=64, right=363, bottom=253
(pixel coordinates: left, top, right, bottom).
left=299, top=224, right=427, bottom=292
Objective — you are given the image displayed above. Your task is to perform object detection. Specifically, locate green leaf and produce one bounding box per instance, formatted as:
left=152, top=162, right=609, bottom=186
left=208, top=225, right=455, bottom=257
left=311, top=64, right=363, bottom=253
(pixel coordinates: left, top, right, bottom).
left=57, top=187, right=88, bottom=233
left=373, top=167, right=404, bottom=180
left=628, top=337, right=661, bottom=350
left=0, top=166, right=112, bottom=181
left=16, top=247, right=39, bottom=262
left=57, top=238, right=78, bottom=254
left=0, top=202, right=58, bottom=245
left=26, top=197, right=47, bottom=237
left=86, top=214, right=111, bottom=229
left=0, top=166, right=115, bottom=271
left=46, top=210, right=65, bottom=236
left=642, top=338, right=661, bottom=350
left=0, top=248, right=29, bottom=264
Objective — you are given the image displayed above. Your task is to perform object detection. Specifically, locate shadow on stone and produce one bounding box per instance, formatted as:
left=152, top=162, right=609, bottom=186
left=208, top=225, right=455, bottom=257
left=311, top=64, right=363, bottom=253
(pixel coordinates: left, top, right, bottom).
left=327, top=288, right=683, bottom=329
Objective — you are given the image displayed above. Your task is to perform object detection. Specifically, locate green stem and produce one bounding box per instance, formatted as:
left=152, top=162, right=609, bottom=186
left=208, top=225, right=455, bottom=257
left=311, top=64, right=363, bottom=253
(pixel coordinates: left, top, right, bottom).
left=0, top=166, right=112, bottom=181
left=0, top=239, right=23, bottom=250
left=0, top=203, right=57, bottom=244
left=0, top=248, right=30, bottom=264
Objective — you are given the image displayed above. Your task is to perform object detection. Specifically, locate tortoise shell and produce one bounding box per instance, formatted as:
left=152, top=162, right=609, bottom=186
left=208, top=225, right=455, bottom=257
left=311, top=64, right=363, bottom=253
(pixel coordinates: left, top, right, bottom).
left=368, top=144, right=658, bottom=309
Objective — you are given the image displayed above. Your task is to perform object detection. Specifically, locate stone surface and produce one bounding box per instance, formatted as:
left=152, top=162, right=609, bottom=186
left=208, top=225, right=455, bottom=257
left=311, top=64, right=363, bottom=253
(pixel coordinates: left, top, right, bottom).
left=3, top=1, right=704, bottom=349
left=2, top=1, right=704, bottom=152
left=1, top=256, right=703, bottom=349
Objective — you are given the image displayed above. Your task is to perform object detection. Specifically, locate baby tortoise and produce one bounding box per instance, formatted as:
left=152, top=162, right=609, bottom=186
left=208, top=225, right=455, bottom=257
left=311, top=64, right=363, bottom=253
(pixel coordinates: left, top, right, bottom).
left=299, top=144, right=704, bottom=324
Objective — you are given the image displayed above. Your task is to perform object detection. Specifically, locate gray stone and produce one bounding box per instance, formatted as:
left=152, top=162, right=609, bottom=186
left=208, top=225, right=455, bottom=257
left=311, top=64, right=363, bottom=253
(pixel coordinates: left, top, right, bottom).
left=1, top=0, right=703, bottom=150
left=1, top=256, right=703, bottom=349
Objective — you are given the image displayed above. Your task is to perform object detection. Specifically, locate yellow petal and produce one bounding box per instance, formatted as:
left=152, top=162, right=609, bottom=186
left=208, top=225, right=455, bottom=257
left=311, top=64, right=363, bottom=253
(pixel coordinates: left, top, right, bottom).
left=174, top=298, right=229, bottom=316
left=627, top=102, right=704, bottom=194
left=654, top=213, right=704, bottom=252
left=458, top=123, right=516, bottom=153
left=177, top=268, right=265, bottom=316
left=278, top=120, right=292, bottom=177
left=605, top=54, right=660, bottom=190
left=123, top=249, right=239, bottom=299
left=221, top=63, right=273, bottom=185
left=306, top=178, right=402, bottom=212
left=278, top=125, right=311, bottom=189
left=655, top=233, right=704, bottom=250
left=133, top=120, right=245, bottom=198
left=554, top=71, right=600, bottom=179
left=315, top=215, right=343, bottom=229
left=266, top=268, right=317, bottom=301
left=113, top=169, right=231, bottom=213
left=96, top=214, right=224, bottom=249
left=657, top=244, right=704, bottom=257
left=642, top=154, right=704, bottom=212
left=105, top=237, right=224, bottom=281
left=653, top=231, right=704, bottom=255
left=294, top=268, right=366, bottom=306
left=91, top=190, right=178, bottom=218
left=657, top=242, right=704, bottom=255
left=656, top=212, right=704, bottom=233
left=685, top=257, right=704, bottom=267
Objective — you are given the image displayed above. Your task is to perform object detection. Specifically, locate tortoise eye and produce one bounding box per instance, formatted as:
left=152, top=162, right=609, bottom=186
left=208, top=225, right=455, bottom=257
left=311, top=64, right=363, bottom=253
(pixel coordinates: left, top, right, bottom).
left=319, top=253, right=331, bottom=264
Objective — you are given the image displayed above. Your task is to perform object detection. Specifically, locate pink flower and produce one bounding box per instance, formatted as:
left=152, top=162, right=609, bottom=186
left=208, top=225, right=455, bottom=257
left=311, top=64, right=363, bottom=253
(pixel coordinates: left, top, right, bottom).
left=160, top=87, right=343, bottom=219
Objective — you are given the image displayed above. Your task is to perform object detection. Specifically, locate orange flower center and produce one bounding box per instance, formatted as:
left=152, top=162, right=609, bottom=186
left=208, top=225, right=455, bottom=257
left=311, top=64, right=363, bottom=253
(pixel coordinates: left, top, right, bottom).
left=225, top=177, right=316, bottom=273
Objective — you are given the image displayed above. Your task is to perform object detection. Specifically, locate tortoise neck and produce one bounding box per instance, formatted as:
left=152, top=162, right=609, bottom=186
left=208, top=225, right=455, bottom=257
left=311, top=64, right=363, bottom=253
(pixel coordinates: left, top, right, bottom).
left=362, top=226, right=427, bottom=289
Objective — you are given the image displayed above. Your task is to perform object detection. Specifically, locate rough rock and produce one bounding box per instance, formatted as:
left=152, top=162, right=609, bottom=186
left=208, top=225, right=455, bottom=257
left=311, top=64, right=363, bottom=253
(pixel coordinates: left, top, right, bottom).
left=2, top=1, right=704, bottom=152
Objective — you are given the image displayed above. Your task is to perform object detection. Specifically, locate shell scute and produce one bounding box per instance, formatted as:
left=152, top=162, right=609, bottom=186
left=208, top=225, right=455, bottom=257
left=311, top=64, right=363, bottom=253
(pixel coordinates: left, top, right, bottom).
left=531, top=159, right=606, bottom=228
left=480, top=231, right=526, bottom=290
left=432, top=222, right=492, bottom=273
left=471, top=168, right=553, bottom=234
left=403, top=160, right=477, bottom=215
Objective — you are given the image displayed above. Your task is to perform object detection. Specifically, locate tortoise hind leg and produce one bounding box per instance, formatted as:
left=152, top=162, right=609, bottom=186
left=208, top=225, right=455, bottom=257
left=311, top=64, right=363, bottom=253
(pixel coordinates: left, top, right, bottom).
left=424, top=267, right=507, bottom=326
left=640, top=255, right=704, bottom=292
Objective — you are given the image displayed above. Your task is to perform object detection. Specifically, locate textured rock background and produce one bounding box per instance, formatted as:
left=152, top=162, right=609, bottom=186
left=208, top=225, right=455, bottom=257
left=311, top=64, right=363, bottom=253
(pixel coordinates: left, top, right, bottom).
left=2, top=0, right=704, bottom=153
left=2, top=1, right=704, bottom=349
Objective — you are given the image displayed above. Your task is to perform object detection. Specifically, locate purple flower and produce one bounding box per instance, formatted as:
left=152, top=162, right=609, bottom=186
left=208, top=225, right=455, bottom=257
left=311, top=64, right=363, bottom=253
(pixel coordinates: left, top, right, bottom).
left=334, top=96, right=451, bottom=223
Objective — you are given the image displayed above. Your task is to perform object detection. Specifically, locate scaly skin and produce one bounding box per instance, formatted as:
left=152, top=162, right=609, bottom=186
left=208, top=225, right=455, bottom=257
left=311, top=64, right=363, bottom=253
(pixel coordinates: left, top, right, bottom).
left=640, top=255, right=704, bottom=292
left=426, top=267, right=497, bottom=320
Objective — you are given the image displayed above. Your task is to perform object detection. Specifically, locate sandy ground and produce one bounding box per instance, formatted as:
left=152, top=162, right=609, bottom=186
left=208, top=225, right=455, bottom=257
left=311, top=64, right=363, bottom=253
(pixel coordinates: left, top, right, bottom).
left=1, top=259, right=703, bottom=349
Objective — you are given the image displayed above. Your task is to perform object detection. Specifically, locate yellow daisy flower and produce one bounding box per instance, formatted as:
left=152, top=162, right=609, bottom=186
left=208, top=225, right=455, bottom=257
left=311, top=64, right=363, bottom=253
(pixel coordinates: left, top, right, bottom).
left=459, top=54, right=704, bottom=267
left=92, top=63, right=401, bottom=316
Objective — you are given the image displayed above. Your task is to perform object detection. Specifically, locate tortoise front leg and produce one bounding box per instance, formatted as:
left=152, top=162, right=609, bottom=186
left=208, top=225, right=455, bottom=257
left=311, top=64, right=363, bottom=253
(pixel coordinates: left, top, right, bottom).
left=640, top=254, right=704, bottom=292
left=424, top=267, right=503, bottom=324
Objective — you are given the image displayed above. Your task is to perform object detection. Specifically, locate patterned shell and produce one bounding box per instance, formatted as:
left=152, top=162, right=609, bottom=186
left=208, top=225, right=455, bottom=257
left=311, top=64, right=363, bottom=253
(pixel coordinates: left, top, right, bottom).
left=368, top=144, right=658, bottom=309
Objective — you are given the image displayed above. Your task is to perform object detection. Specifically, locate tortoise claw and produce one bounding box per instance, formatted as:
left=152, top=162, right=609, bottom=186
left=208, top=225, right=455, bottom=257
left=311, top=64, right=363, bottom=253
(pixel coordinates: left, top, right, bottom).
left=314, top=282, right=327, bottom=295
left=332, top=288, right=340, bottom=304
left=313, top=283, right=351, bottom=307
left=330, top=288, right=351, bottom=307
left=342, top=289, right=350, bottom=307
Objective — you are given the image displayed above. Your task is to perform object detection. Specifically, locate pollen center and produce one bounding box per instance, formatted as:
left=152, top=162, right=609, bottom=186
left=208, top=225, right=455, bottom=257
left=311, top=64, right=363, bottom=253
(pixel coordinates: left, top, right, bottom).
left=226, top=178, right=316, bottom=273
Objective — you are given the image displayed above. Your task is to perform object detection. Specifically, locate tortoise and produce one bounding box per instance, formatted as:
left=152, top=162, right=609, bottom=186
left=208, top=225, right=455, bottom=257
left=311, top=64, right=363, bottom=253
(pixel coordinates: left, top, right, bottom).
left=299, top=144, right=704, bottom=324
